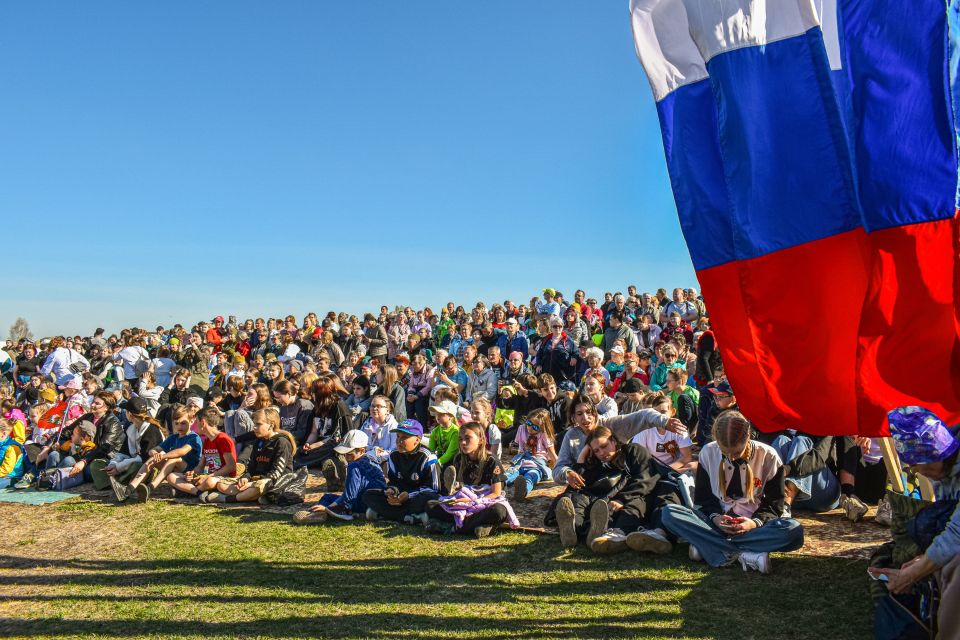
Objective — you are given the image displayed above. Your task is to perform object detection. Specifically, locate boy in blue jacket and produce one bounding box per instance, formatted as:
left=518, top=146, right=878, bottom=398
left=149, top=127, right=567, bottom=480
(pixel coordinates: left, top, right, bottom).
left=293, top=429, right=386, bottom=524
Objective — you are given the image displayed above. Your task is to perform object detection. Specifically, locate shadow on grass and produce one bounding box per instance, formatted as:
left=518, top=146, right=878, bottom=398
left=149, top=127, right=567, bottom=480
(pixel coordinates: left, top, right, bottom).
left=1, top=502, right=876, bottom=640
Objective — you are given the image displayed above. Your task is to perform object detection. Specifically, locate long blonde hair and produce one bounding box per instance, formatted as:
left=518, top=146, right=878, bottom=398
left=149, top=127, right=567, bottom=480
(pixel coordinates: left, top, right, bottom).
left=714, top=411, right=755, bottom=502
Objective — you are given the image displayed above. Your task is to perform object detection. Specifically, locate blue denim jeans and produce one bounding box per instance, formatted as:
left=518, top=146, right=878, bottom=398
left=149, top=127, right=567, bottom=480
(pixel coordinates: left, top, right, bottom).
left=45, top=451, right=77, bottom=471
left=505, top=466, right=547, bottom=494
left=660, top=503, right=804, bottom=567
left=770, top=434, right=840, bottom=512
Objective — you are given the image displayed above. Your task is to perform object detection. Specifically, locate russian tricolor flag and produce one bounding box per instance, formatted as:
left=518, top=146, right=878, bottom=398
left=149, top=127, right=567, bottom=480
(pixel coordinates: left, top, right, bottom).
left=631, top=0, right=960, bottom=436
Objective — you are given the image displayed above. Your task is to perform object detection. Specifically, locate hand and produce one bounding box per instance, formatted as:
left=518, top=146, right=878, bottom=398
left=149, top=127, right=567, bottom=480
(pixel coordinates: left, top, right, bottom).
left=104, top=465, right=117, bottom=476
left=609, top=500, right=624, bottom=512
left=150, top=451, right=165, bottom=465
left=236, top=478, right=250, bottom=491
left=565, top=470, right=585, bottom=491
left=302, top=442, right=314, bottom=452
left=68, top=460, right=86, bottom=478
left=665, top=418, right=687, bottom=436
left=729, top=517, right=756, bottom=534
left=855, top=436, right=872, bottom=455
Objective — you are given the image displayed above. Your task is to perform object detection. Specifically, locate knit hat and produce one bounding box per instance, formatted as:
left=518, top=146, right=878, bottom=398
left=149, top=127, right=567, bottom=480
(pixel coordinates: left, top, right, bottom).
left=887, top=406, right=959, bottom=466
left=542, top=288, right=556, bottom=297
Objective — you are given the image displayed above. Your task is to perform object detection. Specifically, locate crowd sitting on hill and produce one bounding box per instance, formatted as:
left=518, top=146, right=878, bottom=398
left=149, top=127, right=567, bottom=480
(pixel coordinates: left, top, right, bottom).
left=0, top=284, right=956, bottom=625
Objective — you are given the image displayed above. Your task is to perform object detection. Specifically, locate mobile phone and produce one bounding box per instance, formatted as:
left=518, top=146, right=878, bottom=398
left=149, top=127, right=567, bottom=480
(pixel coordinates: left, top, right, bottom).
left=867, top=567, right=889, bottom=582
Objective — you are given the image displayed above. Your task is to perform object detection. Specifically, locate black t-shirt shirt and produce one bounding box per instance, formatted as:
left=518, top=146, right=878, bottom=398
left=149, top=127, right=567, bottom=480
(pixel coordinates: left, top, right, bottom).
left=16, top=355, right=41, bottom=378
left=453, top=453, right=506, bottom=488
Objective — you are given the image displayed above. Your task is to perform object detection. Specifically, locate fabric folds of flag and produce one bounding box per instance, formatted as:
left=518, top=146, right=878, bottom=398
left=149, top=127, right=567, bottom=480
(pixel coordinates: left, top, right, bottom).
left=630, top=0, right=960, bottom=436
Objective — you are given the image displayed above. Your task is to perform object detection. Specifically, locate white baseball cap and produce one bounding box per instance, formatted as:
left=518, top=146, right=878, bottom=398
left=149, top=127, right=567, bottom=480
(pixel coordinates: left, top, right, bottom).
left=334, top=429, right=369, bottom=454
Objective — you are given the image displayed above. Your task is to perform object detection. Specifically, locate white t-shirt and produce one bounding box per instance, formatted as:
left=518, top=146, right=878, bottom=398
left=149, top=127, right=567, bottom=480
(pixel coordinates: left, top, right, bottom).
left=631, top=428, right=692, bottom=466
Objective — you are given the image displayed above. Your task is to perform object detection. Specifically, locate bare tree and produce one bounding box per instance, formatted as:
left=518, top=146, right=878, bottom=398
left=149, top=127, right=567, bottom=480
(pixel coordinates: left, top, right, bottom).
left=8, top=317, right=32, bottom=342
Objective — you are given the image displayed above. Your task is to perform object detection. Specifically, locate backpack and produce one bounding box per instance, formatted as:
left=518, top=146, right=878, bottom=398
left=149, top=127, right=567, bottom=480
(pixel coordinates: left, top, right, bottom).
left=262, top=467, right=308, bottom=506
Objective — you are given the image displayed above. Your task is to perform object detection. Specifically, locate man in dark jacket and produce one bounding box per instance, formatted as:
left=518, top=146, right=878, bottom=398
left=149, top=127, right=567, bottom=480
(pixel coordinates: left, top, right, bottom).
left=361, top=314, right=388, bottom=360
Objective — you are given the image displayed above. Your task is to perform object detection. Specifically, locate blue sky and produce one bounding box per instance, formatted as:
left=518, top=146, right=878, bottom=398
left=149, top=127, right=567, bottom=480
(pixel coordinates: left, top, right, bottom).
left=0, top=1, right=695, bottom=338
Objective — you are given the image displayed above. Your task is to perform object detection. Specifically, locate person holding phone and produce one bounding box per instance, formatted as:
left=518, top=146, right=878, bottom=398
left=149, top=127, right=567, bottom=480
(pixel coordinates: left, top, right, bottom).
left=660, top=410, right=804, bottom=574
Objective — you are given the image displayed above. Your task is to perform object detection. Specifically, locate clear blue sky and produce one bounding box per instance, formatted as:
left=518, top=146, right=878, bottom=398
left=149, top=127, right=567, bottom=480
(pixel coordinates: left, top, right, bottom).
left=0, top=1, right=695, bottom=338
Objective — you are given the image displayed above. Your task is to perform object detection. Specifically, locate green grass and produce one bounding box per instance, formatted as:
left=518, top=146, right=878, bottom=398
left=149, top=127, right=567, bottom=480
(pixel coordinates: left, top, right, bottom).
left=0, top=501, right=873, bottom=639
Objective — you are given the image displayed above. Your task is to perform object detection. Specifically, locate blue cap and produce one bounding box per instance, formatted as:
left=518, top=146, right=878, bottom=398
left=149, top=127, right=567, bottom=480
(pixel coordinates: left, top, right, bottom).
left=391, top=419, right=424, bottom=438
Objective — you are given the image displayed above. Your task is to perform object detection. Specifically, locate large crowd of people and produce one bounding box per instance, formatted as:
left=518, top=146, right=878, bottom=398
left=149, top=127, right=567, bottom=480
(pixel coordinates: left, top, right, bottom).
left=0, top=285, right=956, bottom=635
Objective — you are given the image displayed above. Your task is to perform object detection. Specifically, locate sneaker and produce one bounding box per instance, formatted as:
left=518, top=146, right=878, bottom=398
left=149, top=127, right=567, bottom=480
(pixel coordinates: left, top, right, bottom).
left=321, top=459, right=343, bottom=492
left=292, top=508, right=328, bottom=525
left=474, top=525, right=494, bottom=538
left=365, top=508, right=379, bottom=522
left=840, top=494, right=868, bottom=523
left=13, top=472, right=35, bottom=490
left=555, top=496, right=578, bottom=549
left=442, top=466, right=457, bottom=495
left=154, top=484, right=176, bottom=499
left=738, top=551, right=771, bottom=574
left=512, top=479, right=528, bottom=502
left=688, top=545, right=703, bottom=562
left=875, top=496, right=892, bottom=527
left=109, top=476, right=132, bottom=503
left=625, top=528, right=673, bottom=555
left=325, top=503, right=355, bottom=521
left=590, top=528, right=629, bottom=555
left=135, top=484, right=151, bottom=503
left=199, top=491, right=222, bottom=504
left=585, top=500, right=610, bottom=549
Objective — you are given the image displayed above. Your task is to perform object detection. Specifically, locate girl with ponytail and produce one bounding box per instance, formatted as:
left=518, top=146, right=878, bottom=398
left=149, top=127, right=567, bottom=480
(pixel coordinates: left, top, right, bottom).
left=660, top=411, right=804, bottom=574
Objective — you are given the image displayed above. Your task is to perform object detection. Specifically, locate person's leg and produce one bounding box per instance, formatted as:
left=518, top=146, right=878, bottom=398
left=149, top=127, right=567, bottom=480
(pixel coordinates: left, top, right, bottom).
left=567, top=492, right=595, bottom=538
left=56, top=456, right=77, bottom=469
left=148, top=460, right=186, bottom=489
left=456, top=504, right=509, bottom=535
left=855, top=460, right=888, bottom=505
left=521, top=468, right=543, bottom=494
left=44, top=450, right=62, bottom=470
left=730, top=518, right=804, bottom=554
left=937, top=554, right=960, bottom=639
left=771, top=435, right=814, bottom=503
left=362, top=489, right=408, bottom=521
left=659, top=503, right=741, bottom=567
left=402, top=491, right=439, bottom=517
left=504, top=466, right=521, bottom=486
left=167, top=472, right=199, bottom=495
left=318, top=493, right=342, bottom=508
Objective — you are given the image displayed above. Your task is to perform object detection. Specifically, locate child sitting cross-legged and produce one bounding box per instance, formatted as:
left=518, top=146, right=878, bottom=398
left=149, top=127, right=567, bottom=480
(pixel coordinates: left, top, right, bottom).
left=423, top=421, right=519, bottom=538
left=362, top=419, right=440, bottom=524
left=165, top=406, right=237, bottom=498
left=200, top=408, right=297, bottom=504
left=112, top=404, right=203, bottom=502
left=292, top=428, right=387, bottom=524
left=660, top=411, right=804, bottom=574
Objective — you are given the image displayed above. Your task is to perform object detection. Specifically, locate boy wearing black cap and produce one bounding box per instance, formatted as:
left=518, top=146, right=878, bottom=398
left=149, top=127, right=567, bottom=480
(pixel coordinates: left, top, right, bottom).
left=362, top=419, right=440, bottom=523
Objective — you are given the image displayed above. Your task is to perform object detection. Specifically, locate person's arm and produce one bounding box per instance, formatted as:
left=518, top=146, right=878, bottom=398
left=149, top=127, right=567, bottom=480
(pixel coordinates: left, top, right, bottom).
left=600, top=408, right=673, bottom=443
left=263, top=437, right=293, bottom=481
left=751, top=465, right=787, bottom=525
left=924, top=501, right=960, bottom=571
left=552, top=431, right=577, bottom=484
left=693, top=462, right=724, bottom=518
left=783, top=436, right=835, bottom=477
left=438, top=431, right=459, bottom=466
left=40, top=351, right=56, bottom=377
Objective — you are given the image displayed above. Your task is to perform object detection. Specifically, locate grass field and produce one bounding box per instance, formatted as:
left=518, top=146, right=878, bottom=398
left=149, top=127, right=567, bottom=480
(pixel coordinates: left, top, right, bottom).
left=0, top=497, right=874, bottom=640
